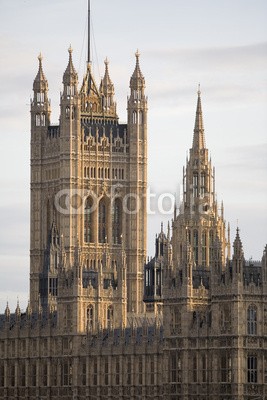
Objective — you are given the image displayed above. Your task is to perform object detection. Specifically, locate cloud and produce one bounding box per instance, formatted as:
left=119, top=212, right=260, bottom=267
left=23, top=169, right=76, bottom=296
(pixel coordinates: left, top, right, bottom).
left=146, top=42, right=267, bottom=70
left=144, top=42, right=267, bottom=106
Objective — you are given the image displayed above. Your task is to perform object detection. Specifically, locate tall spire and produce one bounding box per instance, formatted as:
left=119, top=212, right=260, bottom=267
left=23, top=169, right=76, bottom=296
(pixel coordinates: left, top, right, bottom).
left=192, top=85, right=205, bottom=151
left=88, top=0, right=91, bottom=64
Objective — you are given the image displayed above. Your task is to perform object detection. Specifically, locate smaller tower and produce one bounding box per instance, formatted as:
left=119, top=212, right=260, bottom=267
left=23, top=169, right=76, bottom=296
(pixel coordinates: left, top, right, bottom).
left=232, top=227, right=244, bottom=283
left=126, top=51, right=148, bottom=314
left=30, top=55, right=51, bottom=311
left=99, top=58, right=117, bottom=119
left=31, top=54, right=51, bottom=132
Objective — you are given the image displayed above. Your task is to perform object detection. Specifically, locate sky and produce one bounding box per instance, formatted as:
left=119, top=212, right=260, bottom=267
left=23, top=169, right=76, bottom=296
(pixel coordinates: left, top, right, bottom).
left=0, top=0, right=266, bottom=312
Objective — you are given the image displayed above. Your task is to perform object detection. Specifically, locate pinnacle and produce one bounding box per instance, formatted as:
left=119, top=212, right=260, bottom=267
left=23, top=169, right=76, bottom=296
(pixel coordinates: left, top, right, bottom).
left=192, top=87, right=206, bottom=151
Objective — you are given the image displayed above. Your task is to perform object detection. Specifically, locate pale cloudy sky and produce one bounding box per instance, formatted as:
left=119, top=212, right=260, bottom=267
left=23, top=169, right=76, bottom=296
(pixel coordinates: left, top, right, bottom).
left=0, top=0, right=266, bottom=311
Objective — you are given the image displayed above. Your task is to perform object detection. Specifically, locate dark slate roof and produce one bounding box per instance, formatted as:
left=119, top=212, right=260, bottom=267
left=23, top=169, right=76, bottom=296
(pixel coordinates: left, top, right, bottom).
left=83, top=121, right=127, bottom=141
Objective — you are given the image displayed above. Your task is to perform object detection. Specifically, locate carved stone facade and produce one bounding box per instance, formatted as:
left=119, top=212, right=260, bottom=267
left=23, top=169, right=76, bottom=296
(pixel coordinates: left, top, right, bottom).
left=0, top=8, right=267, bottom=400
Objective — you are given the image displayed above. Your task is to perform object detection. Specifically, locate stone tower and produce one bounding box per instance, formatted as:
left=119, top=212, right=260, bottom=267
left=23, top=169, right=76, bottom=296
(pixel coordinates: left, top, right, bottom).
left=172, top=88, right=229, bottom=271
left=29, top=9, right=147, bottom=330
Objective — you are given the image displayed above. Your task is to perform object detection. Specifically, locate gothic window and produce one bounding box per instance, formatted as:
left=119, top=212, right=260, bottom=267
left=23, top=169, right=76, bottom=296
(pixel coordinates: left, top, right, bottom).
left=113, top=198, right=122, bottom=244
left=93, top=358, right=98, bottom=386
left=41, top=113, right=46, bottom=126
left=193, top=173, right=198, bottom=197
left=0, top=363, right=4, bottom=387
left=51, top=362, right=57, bottom=386
left=221, top=353, right=232, bottom=382
left=202, top=354, right=207, bottom=383
left=71, top=106, right=75, bottom=119
left=150, top=356, right=155, bottom=385
left=127, top=358, right=131, bottom=385
left=200, top=172, right=205, bottom=196
left=81, top=361, right=86, bottom=386
left=64, top=304, right=72, bottom=330
left=10, top=363, right=15, bottom=387
left=220, top=304, right=231, bottom=333
left=193, top=230, right=198, bottom=265
left=139, top=110, right=143, bottom=124
left=86, top=305, right=94, bottom=331
left=138, top=356, right=143, bottom=385
left=104, top=357, right=109, bottom=385
left=37, top=92, right=44, bottom=104
left=42, top=362, right=48, bottom=386
left=62, top=361, right=72, bottom=386
left=247, top=305, right=257, bottom=335
left=98, top=199, right=107, bottom=243
left=66, top=106, right=70, bottom=118
left=36, top=113, right=41, bottom=126
left=202, top=231, right=207, bottom=266
left=66, top=85, right=75, bottom=98
left=193, top=356, right=197, bottom=382
left=115, top=357, right=120, bottom=385
left=31, top=362, right=37, bottom=386
left=170, top=353, right=177, bottom=382
left=170, top=308, right=181, bottom=334
left=107, top=305, right=113, bottom=328
left=209, top=230, right=214, bottom=265
left=133, top=110, right=137, bottom=124
left=84, top=197, right=94, bottom=243
left=247, top=356, right=257, bottom=383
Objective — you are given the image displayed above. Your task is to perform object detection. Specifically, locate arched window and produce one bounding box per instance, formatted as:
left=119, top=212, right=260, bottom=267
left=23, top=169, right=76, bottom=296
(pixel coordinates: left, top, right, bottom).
left=202, top=231, right=207, bottom=266
left=86, top=305, right=94, bottom=331
left=247, top=356, right=257, bottom=383
left=36, top=113, right=41, bottom=126
left=247, top=305, right=257, bottom=335
left=209, top=230, right=214, bottom=266
left=133, top=110, right=137, bottom=124
left=139, top=110, right=143, bottom=124
left=71, top=106, right=75, bottom=120
left=84, top=197, right=93, bottom=243
left=200, top=172, right=205, bottom=196
left=37, top=92, right=44, bottom=104
left=41, top=113, right=46, bottom=126
left=193, top=173, right=198, bottom=197
left=193, top=230, right=198, bottom=265
left=113, top=198, right=122, bottom=244
left=107, top=305, right=113, bottom=328
left=98, top=199, right=107, bottom=243
left=66, top=106, right=70, bottom=119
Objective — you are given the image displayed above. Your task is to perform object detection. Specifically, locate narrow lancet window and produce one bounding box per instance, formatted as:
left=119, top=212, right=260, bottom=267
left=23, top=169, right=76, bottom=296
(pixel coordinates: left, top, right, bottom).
left=113, top=198, right=122, bottom=244
left=84, top=197, right=93, bottom=243
left=98, top=199, right=107, bottom=243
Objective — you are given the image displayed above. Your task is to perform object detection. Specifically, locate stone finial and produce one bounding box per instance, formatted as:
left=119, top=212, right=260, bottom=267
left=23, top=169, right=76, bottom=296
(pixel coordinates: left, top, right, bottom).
left=5, top=301, right=10, bottom=320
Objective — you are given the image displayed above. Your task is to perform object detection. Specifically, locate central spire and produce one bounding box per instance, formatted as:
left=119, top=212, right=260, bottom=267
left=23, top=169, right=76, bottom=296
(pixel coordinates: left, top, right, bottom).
left=192, top=85, right=205, bottom=151
left=87, top=0, right=91, bottom=64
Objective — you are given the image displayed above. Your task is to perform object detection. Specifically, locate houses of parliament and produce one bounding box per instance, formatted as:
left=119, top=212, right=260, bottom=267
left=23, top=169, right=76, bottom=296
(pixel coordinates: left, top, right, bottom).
left=0, top=4, right=267, bottom=400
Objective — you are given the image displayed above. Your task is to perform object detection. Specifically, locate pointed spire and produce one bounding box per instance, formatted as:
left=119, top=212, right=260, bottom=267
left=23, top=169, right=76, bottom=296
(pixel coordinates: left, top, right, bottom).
left=99, top=58, right=116, bottom=117
left=15, top=298, right=21, bottom=318
left=33, top=53, right=47, bottom=86
left=192, top=85, right=205, bottom=151
left=233, top=227, right=244, bottom=258
left=100, top=58, right=114, bottom=92
left=5, top=301, right=10, bottom=320
left=130, top=50, right=145, bottom=89
left=63, top=46, right=78, bottom=81
left=87, top=0, right=91, bottom=64
left=26, top=300, right=32, bottom=319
